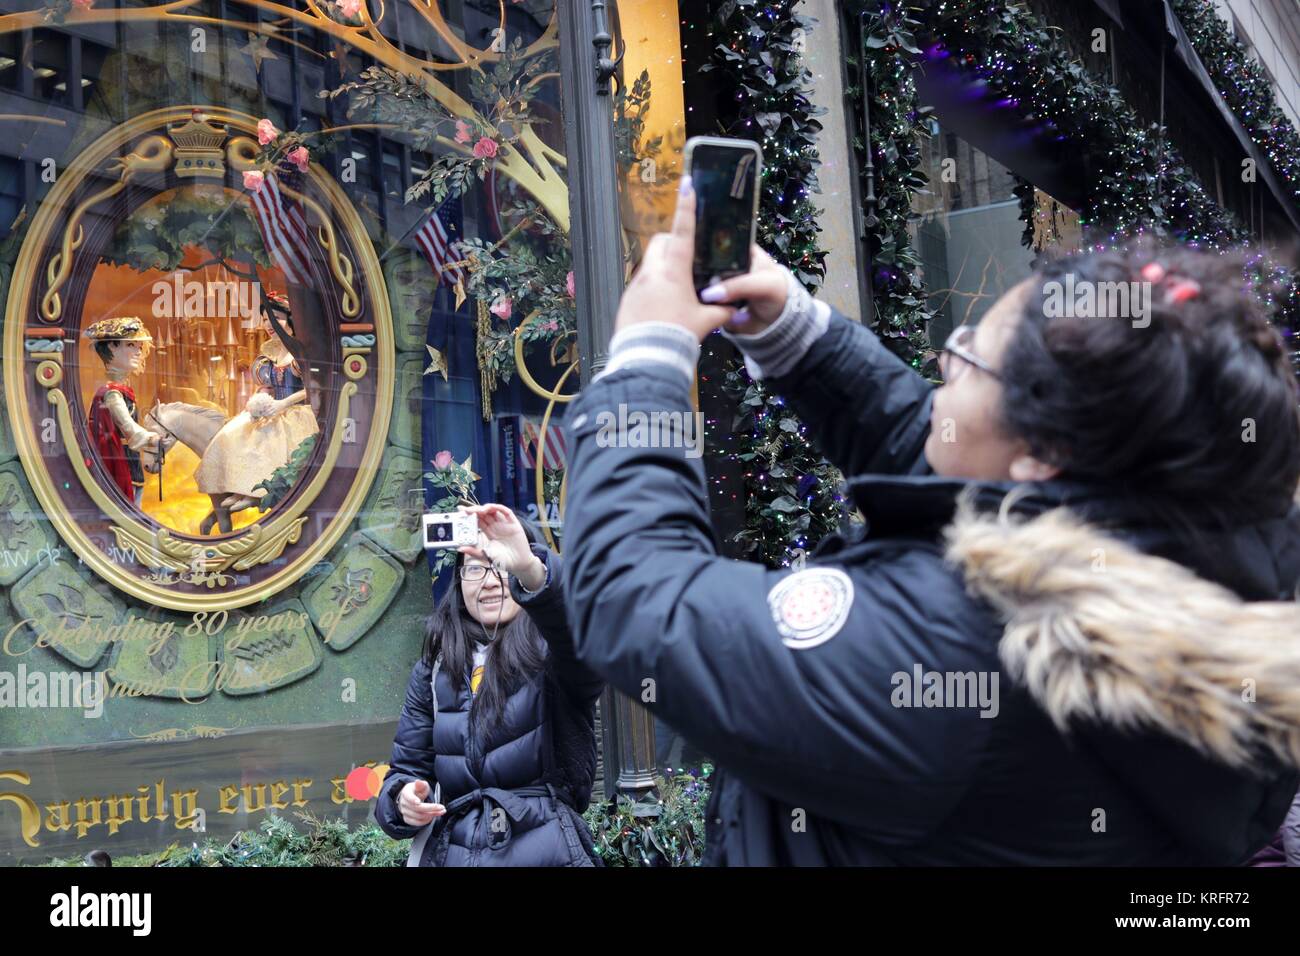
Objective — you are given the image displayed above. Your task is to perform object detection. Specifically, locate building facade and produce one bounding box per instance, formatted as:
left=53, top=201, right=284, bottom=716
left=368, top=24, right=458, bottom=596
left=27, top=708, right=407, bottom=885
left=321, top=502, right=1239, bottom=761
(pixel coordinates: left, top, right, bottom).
left=0, top=0, right=1297, bottom=862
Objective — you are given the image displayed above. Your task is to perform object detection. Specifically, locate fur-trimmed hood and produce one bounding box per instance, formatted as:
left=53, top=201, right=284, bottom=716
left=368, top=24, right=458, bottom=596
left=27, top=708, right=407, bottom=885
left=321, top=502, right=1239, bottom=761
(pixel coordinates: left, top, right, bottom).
left=943, top=494, right=1300, bottom=772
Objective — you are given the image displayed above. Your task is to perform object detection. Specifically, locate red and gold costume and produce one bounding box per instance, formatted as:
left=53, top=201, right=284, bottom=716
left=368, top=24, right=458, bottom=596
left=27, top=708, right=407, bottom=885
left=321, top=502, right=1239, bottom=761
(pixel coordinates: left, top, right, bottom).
left=86, top=381, right=144, bottom=502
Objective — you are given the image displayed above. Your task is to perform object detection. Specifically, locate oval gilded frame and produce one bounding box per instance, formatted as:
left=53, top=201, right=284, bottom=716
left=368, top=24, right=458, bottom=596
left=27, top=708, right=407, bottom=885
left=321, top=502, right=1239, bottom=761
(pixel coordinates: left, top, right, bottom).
left=3, top=107, right=394, bottom=612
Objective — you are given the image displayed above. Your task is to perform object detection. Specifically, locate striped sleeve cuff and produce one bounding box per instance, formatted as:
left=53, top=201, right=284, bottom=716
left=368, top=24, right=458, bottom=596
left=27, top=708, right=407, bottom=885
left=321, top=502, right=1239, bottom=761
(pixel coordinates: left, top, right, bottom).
left=722, top=269, right=831, bottom=380
left=598, top=322, right=700, bottom=387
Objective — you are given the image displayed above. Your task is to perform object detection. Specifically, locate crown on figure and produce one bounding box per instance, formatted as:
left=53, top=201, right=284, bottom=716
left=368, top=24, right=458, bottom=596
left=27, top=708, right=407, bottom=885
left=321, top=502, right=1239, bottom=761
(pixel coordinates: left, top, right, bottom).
left=169, top=109, right=228, bottom=179
left=84, top=316, right=154, bottom=344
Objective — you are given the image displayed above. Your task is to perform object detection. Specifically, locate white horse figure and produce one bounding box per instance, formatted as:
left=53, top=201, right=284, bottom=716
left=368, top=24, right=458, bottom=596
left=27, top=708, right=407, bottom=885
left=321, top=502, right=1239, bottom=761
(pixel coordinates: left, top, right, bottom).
left=139, top=401, right=258, bottom=535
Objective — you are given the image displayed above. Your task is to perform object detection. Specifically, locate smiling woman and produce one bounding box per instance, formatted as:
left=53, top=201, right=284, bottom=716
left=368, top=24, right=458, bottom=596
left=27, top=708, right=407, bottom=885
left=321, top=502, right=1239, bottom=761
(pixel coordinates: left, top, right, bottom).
left=374, top=504, right=606, bottom=867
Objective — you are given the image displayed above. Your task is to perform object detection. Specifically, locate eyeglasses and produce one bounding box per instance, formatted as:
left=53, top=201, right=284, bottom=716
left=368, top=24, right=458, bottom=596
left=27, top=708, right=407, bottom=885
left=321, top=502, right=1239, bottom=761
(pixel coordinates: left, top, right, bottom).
left=940, top=325, right=1002, bottom=382
left=459, top=564, right=502, bottom=582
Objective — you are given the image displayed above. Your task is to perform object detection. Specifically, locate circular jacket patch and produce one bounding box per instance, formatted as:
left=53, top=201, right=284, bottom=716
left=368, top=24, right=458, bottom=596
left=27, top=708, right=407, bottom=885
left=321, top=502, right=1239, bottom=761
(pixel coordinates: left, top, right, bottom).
left=768, top=568, right=854, bottom=650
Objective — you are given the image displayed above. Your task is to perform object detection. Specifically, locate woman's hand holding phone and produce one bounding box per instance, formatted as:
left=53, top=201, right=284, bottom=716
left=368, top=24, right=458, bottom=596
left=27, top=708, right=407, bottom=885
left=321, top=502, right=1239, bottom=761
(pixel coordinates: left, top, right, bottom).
left=613, top=178, right=734, bottom=341
left=700, top=244, right=791, bottom=334
left=399, top=779, right=446, bottom=827
left=615, top=179, right=796, bottom=341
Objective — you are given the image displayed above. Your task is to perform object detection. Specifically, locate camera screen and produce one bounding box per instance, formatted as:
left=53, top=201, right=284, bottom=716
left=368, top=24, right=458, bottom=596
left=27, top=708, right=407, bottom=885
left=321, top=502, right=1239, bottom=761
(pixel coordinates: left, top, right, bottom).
left=426, top=518, right=453, bottom=545
left=691, top=143, right=758, bottom=289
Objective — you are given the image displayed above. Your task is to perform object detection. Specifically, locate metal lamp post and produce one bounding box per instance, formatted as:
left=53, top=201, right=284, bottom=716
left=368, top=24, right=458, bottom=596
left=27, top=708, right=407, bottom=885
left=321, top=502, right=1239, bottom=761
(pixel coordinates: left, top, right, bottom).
left=557, top=0, right=659, bottom=798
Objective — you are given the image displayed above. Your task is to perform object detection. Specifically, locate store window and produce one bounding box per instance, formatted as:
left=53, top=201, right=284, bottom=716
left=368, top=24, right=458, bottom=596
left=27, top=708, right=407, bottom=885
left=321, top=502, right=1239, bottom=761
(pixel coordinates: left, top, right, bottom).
left=0, top=0, right=617, bottom=857
left=911, top=116, right=1081, bottom=346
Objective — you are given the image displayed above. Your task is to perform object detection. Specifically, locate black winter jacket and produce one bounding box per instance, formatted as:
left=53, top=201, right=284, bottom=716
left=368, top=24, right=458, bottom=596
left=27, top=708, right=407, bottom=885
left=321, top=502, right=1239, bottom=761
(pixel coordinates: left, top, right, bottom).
left=561, top=308, right=1300, bottom=866
left=375, top=548, right=605, bottom=866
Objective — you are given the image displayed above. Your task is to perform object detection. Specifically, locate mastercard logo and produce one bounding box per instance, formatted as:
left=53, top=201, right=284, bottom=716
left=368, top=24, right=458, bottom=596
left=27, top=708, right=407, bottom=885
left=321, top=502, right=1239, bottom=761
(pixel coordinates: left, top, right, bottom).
left=345, top=763, right=390, bottom=801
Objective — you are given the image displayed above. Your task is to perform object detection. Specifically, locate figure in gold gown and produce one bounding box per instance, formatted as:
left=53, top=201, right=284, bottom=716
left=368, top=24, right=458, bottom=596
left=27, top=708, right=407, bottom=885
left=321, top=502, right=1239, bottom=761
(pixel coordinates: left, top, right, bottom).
left=194, top=296, right=318, bottom=532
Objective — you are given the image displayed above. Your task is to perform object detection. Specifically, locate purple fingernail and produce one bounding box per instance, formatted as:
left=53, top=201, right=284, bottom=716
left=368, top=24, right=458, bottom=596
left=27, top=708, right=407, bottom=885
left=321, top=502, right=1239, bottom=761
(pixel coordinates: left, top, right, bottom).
left=700, top=283, right=727, bottom=303
left=679, top=175, right=693, bottom=196
left=731, top=308, right=750, bottom=325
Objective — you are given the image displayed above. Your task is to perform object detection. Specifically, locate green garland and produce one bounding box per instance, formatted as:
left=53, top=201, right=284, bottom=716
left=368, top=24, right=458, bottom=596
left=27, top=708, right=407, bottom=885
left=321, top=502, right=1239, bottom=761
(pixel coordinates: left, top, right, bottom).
left=704, top=0, right=847, bottom=568
left=33, top=813, right=408, bottom=868
left=841, top=0, right=1298, bottom=374
left=1172, top=0, right=1300, bottom=214
left=581, top=767, right=712, bottom=867
left=843, top=3, right=935, bottom=374
left=923, top=0, right=1246, bottom=247
left=924, top=0, right=1298, bottom=367
left=33, top=773, right=713, bottom=868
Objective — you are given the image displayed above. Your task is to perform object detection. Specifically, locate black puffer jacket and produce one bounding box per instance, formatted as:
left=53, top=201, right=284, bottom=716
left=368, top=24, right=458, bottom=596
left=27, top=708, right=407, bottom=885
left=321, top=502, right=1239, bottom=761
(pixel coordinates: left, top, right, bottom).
left=562, top=307, right=1300, bottom=865
left=375, top=548, right=605, bottom=866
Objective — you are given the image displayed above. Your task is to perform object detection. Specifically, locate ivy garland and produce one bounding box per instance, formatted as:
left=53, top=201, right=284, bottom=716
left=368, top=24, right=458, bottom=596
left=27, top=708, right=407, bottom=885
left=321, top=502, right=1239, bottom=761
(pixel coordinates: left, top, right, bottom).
left=703, top=0, right=847, bottom=568
left=1172, top=0, right=1300, bottom=215
left=922, top=0, right=1247, bottom=247
left=698, top=0, right=1299, bottom=567
left=842, top=3, right=935, bottom=373
left=840, top=0, right=1298, bottom=374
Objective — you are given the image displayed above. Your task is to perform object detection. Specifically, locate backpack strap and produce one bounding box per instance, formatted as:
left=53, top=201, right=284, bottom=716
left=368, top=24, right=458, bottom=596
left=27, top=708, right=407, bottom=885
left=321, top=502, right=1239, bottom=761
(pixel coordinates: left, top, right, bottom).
left=405, top=654, right=443, bottom=867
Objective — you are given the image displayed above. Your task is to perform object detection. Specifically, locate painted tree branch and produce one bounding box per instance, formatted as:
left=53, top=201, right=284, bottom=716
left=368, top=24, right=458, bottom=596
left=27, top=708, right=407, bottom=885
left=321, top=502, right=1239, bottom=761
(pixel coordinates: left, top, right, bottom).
left=1, top=1, right=570, bottom=230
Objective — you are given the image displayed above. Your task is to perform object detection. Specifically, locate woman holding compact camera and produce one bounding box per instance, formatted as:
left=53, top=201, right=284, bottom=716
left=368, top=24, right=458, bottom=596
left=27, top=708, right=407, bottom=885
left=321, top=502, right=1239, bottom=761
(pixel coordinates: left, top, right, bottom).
left=375, top=504, right=605, bottom=866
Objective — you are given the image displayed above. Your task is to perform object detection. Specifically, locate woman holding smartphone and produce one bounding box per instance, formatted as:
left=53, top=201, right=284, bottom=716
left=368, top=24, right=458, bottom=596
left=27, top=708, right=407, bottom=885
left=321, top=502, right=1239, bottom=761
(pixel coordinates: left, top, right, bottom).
left=375, top=504, right=605, bottom=866
left=558, top=174, right=1300, bottom=865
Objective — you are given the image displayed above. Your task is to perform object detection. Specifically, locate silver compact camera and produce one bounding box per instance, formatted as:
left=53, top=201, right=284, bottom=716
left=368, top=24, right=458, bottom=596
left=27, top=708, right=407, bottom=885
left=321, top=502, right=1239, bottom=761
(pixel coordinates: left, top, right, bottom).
left=422, top=511, right=479, bottom=550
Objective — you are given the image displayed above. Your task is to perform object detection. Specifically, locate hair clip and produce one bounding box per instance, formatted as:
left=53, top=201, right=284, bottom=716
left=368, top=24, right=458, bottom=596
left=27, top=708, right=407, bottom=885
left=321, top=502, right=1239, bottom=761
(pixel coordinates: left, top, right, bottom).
left=1164, top=278, right=1202, bottom=305
left=1140, top=262, right=1166, bottom=283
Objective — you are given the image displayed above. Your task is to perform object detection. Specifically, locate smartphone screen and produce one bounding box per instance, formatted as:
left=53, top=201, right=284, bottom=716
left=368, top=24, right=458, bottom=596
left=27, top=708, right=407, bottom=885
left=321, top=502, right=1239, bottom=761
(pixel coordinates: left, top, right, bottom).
left=687, top=139, right=761, bottom=294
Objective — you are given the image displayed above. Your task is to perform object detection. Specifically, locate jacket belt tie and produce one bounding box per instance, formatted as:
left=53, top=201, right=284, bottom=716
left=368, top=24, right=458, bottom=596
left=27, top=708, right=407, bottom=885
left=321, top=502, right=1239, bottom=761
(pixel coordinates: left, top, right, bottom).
left=429, top=784, right=559, bottom=865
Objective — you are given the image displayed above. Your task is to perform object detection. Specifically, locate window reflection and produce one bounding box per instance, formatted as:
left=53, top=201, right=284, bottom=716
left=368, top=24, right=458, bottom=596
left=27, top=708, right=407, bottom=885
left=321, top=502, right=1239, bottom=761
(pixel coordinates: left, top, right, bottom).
left=911, top=118, right=1080, bottom=343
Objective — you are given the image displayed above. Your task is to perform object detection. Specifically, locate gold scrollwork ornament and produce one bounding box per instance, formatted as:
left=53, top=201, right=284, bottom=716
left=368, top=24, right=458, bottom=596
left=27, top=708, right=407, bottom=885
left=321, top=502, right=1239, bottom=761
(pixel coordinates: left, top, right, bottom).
left=4, top=107, right=394, bottom=612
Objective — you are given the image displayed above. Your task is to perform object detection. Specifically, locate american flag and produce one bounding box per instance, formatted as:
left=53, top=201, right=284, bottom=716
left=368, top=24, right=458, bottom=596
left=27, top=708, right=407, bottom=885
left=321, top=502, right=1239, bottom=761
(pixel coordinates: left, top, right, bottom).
left=414, top=197, right=465, bottom=287
left=248, top=173, right=315, bottom=285
left=520, top=418, right=567, bottom=470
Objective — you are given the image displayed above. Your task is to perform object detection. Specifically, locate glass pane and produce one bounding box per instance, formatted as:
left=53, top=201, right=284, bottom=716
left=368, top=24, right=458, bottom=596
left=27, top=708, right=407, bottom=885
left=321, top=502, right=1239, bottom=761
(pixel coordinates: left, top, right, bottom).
left=613, top=2, right=711, bottom=784
left=0, top=0, right=582, bottom=859
left=911, top=117, right=1081, bottom=344
left=613, top=2, right=689, bottom=274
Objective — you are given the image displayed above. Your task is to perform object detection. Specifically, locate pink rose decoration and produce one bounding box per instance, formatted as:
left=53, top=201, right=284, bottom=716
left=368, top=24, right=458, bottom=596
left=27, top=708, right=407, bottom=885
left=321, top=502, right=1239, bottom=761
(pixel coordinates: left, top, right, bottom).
left=70, top=0, right=94, bottom=10
left=433, top=450, right=454, bottom=470
left=242, top=170, right=265, bottom=191
left=565, top=271, right=576, bottom=298
left=287, top=146, right=310, bottom=172
left=337, top=0, right=362, bottom=17
left=256, top=118, right=279, bottom=146
left=542, top=320, right=559, bottom=332
left=455, top=120, right=472, bottom=144
left=472, top=137, right=499, bottom=160
left=490, top=297, right=513, bottom=321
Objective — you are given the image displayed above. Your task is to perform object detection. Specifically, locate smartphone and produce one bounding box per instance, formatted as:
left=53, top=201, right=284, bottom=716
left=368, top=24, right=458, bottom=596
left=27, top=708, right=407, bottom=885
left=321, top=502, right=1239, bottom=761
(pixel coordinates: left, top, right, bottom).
left=422, top=511, right=478, bottom=550
left=682, top=137, right=763, bottom=296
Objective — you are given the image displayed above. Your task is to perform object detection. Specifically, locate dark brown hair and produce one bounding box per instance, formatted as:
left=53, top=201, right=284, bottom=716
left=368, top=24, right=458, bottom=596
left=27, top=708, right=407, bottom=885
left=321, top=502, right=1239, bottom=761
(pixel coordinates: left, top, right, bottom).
left=420, top=513, right=548, bottom=734
left=1000, top=242, right=1300, bottom=526
left=93, top=340, right=116, bottom=365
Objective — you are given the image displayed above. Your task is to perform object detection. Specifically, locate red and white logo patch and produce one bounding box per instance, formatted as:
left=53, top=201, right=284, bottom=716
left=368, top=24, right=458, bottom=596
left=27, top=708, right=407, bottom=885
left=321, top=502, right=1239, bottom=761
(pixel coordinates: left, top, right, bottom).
left=767, top=568, right=854, bottom=650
